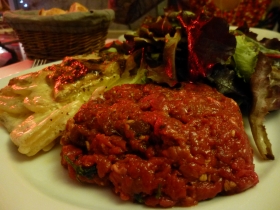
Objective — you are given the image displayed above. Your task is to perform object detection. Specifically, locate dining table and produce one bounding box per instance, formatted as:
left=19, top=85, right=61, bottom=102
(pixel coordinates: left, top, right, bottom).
left=0, top=58, right=33, bottom=78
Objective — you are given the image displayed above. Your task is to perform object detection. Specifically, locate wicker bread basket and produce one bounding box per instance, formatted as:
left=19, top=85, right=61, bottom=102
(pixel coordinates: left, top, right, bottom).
left=3, top=9, right=114, bottom=61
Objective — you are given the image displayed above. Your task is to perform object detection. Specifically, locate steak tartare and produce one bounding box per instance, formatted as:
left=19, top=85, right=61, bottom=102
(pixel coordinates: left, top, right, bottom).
left=60, top=82, right=258, bottom=207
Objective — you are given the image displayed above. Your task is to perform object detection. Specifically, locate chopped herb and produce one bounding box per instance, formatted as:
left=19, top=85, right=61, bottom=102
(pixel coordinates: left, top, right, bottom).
left=134, top=194, right=145, bottom=204
left=155, top=184, right=162, bottom=199
left=64, top=155, right=97, bottom=179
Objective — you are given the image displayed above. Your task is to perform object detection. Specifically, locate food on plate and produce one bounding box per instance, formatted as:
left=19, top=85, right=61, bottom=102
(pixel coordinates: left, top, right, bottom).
left=39, top=2, right=89, bottom=16
left=1, top=6, right=279, bottom=160
left=1, top=6, right=275, bottom=208
left=232, top=27, right=280, bottom=160
left=61, top=82, right=259, bottom=207
left=0, top=51, right=131, bottom=156
left=119, top=10, right=280, bottom=159
left=1, top=7, right=280, bottom=159
left=0, top=34, right=165, bottom=156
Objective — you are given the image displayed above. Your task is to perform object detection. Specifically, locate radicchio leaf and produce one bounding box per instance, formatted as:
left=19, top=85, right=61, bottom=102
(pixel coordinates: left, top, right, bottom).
left=147, top=28, right=182, bottom=86
left=184, top=13, right=236, bottom=81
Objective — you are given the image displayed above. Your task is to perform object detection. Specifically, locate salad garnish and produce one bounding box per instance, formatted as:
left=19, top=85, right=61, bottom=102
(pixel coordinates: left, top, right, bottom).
left=103, top=10, right=280, bottom=160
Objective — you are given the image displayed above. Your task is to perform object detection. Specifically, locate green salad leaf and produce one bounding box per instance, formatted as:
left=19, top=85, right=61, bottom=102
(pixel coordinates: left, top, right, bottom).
left=233, top=35, right=259, bottom=81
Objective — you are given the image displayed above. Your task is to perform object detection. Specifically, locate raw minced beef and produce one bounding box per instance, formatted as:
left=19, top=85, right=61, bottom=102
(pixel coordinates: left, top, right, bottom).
left=60, top=82, right=259, bottom=207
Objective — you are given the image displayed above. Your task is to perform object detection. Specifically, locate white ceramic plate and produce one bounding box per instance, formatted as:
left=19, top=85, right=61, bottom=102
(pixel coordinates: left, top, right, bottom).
left=1, top=29, right=280, bottom=210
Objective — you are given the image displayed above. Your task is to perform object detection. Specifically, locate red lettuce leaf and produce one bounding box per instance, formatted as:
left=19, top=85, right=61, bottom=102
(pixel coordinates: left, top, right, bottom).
left=183, top=13, right=236, bottom=80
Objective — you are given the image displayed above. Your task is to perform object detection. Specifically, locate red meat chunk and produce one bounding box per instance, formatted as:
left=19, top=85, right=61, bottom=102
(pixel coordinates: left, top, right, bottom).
left=60, top=82, right=258, bottom=207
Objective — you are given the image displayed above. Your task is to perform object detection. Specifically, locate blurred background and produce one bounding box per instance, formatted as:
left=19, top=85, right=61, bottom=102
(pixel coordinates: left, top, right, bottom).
left=6, top=0, right=167, bottom=30
left=1, top=0, right=167, bottom=66
left=6, top=0, right=280, bottom=30
left=1, top=0, right=280, bottom=67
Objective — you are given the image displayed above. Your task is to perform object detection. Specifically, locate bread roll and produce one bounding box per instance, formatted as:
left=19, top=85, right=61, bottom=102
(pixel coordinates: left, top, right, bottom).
left=39, top=8, right=67, bottom=16
left=69, top=2, right=89, bottom=12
